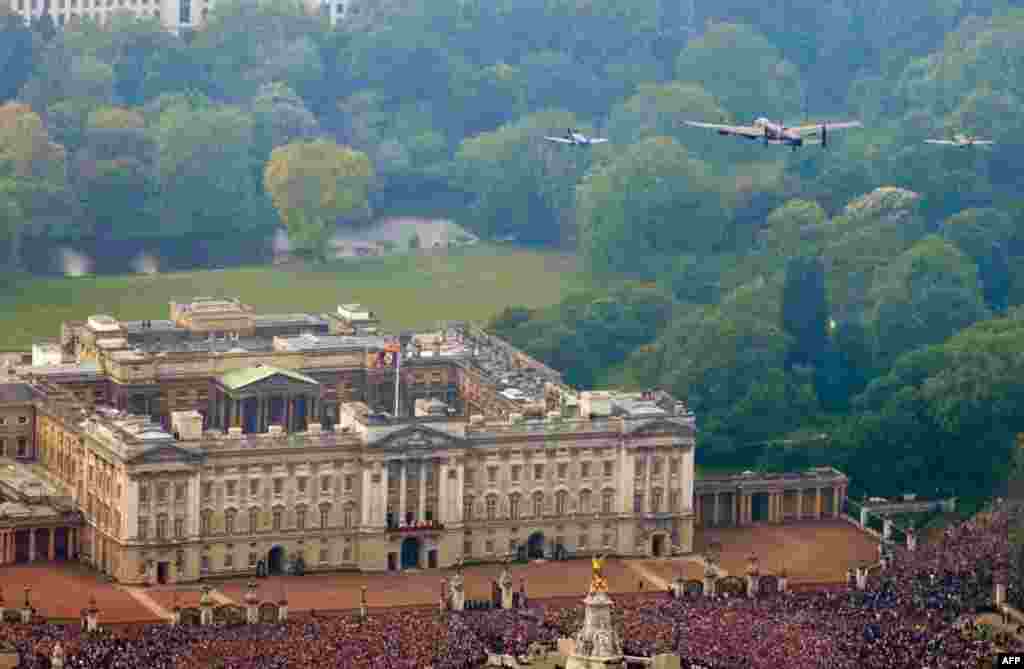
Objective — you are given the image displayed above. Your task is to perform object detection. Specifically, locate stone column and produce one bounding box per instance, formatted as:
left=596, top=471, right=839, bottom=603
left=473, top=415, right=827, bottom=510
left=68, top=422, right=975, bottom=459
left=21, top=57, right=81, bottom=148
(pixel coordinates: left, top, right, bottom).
left=712, top=494, right=720, bottom=526
left=438, top=463, right=448, bottom=525
left=28, top=530, right=35, bottom=562
left=815, top=488, right=822, bottom=519
left=48, top=528, right=54, bottom=561
left=882, top=519, right=892, bottom=540
left=645, top=455, right=653, bottom=513
left=360, top=468, right=372, bottom=526
left=69, top=528, right=76, bottom=559
left=244, top=581, right=259, bottom=624
left=996, top=581, right=1007, bottom=607
left=278, top=597, right=289, bottom=622
left=399, top=462, right=408, bottom=525
left=418, top=461, right=427, bottom=523
left=906, top=531, right=917, bottom=552
left=833, top=486, right=842, bottom=517
left=199, top=586, right=214, bottom=626
left=795, top=491, right=803, bottom=521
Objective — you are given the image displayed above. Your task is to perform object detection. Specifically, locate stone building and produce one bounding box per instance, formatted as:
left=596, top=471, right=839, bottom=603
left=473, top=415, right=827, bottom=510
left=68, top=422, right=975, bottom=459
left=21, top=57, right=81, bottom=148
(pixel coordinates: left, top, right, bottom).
left=0, top=297, right=699, bottom=584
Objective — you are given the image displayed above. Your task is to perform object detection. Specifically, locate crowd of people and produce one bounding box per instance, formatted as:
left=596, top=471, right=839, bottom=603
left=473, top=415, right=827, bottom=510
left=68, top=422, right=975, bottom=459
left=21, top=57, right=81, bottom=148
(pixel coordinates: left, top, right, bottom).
left=1, top=501, right=1020, bottom=668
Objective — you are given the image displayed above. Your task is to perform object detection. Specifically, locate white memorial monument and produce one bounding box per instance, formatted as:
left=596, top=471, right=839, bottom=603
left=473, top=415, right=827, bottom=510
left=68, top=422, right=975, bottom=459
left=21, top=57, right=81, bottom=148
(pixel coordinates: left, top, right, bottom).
left=565, top=554, right=624, bottom=669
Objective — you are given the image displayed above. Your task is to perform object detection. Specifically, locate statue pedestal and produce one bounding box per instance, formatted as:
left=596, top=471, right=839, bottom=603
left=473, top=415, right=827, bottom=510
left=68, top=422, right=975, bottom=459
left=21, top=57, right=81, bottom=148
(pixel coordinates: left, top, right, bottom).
left=565, top=591, right=624, bottom=669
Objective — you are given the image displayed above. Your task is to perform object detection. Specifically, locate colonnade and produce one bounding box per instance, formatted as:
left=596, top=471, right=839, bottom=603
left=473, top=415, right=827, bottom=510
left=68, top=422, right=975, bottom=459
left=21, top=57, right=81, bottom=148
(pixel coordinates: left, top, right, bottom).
left=213, top=392, right=320, bottom=434
left=0, top=526, right=80, bottom=564
left=695, top=485, right=846, bottom=527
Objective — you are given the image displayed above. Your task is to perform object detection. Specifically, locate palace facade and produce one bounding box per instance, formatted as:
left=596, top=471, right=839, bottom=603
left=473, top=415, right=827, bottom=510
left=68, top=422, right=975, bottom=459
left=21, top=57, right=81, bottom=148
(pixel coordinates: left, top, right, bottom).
left=0, top=297, right=700, bottom=584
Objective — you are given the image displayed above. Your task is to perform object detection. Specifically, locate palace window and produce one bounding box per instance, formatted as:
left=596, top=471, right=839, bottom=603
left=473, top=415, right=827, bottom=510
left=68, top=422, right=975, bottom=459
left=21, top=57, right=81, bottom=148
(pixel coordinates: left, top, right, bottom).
left=176, top=550, right=185, bottom=569
left=174, top=518, right=184, bottom=539
left=463, top=540, right=472, bottom=557
left=558, top=463, right=568, bottom=480
left=249, top=552, right=258, bottom=568
left=226, top=480, right=236, bottom=498
left=274, top=478, right=283, bottom=495
left=633, top=493, right=644, bottom=513
left=200, top=510, right=211, bottom=534
left=465, top=468, right=475, bottom=486
left=532, top=492, right=544, bottom=518
left=330, top=504, right=341, bottom=529
left=581, top=462, right=591, bottom=479
left=297, top=477, right=307, bottom=494
left=158, top=482, right=169, bottom=503
left=533, top=464, right=543, bottom=481
left=635, top=459, right=645, bottom=479
left=249, top=508, right=259, bottom=534
left=509, top=493, right=520, bottom=520
left=602, top=533, right=612, bottom=547
left=296, top=507, right=307, bottom=530
left=486, top=495, right=497, bottom=520
left=670, top=458, right=679, bottom=476
left=579, top=490, right=591, bottom=514
left=156, top=515, right=168, bottom=539
left=319, top=547, right=328, bottom=563
left=670, top=491, right=680, bottom=511
left=485, top=540, right=494, bottom=554
left=487, top=466, right=498, bottom=484
left=272, top=509, right=282, bottom=531
left=138, top=517, right=149, bottom=540
left=321, top=475, right=331, bottom=493
left=555, top=490, right=568, bottom=516
left=175, top=483, right=186, bottom=502
left=603, top=461, right=613, bottom=477
left=344, top=475, right=353, bottom=492
left=225, top=509, right=236, bottom=535
left=250, top=479, right=259, bottom=496
left=651, top=489, right=663, bottom=513
left=652, top=458, right=662, bottom=476
left=343, top=547, right=352, bottom=562
left=463, top=496, right=474, bottom=521
left=578, top=535, right=588, bottom=550
left=602, top=490, right=614, bottom=515
left=201, top=554, right=209, bottom=572
left=16, top=438, right=27, bottom=457
left=511, top=465, right=521, bottom=483
left=224, top=549, right=233, bottom=568
left=139, top=485, right=150, bottom=505
left=202, top=483, right=212, bottom=502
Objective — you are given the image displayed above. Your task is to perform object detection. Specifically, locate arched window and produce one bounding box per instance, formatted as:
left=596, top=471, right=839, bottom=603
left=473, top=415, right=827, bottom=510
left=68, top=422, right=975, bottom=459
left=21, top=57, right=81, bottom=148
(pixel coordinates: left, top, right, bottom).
left=225, top=509, right=236, bottom=535
left=509, top=493, right=521, bottom=520
left=463, top=496, right=474, bottom=521
left=532, top=492, right=544, bottom=518
left=486, top=495, right=497, bottom=520
left=555, top=490, right=568, bottom=516
left=579, top=490, right=592, bottom=515
left=602, top=490, right=615, bottom=515
left=249, top=508, right=259, bottom=534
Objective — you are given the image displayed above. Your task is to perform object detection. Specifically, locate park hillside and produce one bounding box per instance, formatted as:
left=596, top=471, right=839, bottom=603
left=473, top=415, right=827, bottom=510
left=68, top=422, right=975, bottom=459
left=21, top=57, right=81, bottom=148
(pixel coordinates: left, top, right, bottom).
left=3, top=0, right=1024, bottom=507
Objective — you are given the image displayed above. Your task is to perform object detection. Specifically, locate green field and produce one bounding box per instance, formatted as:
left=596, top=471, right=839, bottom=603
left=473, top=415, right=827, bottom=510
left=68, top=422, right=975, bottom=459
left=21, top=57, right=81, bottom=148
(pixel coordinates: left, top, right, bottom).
left=0, top=245, right=588, bottom=351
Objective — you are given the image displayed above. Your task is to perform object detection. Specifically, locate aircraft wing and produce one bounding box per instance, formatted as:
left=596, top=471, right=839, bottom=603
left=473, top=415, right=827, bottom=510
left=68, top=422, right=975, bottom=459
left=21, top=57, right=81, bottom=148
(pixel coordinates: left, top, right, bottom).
left=684, top=121, right=762, bottom=138
left=544, top=137, right=575, bottom=144
left=925, top=139, right=958, bottom=145
left=972, top=140, right=995, bottom=145
left=793, top=121, right=863, bottom=135
left=587, top=138, right=609, bottom=144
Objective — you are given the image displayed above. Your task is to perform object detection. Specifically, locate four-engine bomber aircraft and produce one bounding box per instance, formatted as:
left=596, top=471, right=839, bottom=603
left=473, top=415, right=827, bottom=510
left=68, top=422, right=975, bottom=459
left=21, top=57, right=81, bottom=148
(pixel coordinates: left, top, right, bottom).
left=684, top=117, right=863, bottom=150
left=544, top=128, right=609, bottom=146
left=925, top=134, right=994, bottom=147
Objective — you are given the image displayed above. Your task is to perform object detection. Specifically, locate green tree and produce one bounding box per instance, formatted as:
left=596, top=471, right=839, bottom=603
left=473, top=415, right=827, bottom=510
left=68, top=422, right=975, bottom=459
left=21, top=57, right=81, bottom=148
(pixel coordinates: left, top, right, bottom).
left=576, top=136, right=730, bottom=275
left=263, top=138, right=374, bottom=261
left=0, top=7, right=35, bottom=103
left=941, top=208, right=1015, bottom=312
left=781, top=255, right=829, bottom=370
left=153, top=103, right=266, bottom=239
left=761, top=199, right=827, bottom=258
left=869, top=235, right=989, bottom=368
left=675, top=22, right=803, bottom=122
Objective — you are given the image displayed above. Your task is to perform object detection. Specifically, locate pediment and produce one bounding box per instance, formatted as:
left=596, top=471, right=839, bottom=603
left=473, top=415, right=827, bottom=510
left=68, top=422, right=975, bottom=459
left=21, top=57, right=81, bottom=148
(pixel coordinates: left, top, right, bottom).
left=624, top=418, right=696, bottom=438
left=243, top=374, right=319, bottom=394
left=372, top=424, right=466, bottom=450
left=127, top=443, right=201, bottom=465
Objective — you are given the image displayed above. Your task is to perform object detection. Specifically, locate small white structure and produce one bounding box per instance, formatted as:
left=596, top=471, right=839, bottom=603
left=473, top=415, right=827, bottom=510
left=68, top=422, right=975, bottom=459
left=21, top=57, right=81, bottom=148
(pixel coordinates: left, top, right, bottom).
left=566, top=558, right=624, bottom=669
left=32, top=343, right=63, bottom=367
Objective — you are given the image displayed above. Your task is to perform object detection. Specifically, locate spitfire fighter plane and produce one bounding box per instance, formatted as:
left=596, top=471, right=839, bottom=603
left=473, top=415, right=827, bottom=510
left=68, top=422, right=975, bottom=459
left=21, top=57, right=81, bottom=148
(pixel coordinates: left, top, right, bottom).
left=544, top=128, right=609, bottom=146
left=925, top=134, right=994, bottom=147
left=684, top=117, right=863, bottom=150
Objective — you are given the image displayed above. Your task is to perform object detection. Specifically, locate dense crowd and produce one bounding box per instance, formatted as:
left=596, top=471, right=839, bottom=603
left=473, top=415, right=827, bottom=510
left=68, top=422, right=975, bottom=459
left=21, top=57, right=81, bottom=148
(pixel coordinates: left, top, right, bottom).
left=1, top=502, right=1020, bottom=668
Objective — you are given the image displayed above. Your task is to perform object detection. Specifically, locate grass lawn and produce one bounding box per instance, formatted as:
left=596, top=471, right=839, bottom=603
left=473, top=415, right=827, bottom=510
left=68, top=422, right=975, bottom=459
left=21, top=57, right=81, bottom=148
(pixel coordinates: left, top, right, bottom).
left=0, top=245, right=589, bottom=351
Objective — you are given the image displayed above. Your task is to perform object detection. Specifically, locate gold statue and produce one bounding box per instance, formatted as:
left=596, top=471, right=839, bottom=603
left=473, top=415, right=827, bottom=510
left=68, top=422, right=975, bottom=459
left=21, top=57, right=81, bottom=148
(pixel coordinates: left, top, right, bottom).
left=590, top=553, right=609, bottom=593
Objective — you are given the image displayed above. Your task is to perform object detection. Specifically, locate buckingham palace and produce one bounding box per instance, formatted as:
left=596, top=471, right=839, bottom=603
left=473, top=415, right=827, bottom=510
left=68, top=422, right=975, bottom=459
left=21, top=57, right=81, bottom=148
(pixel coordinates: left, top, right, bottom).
left=0, top=297, right=698, bottom=584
